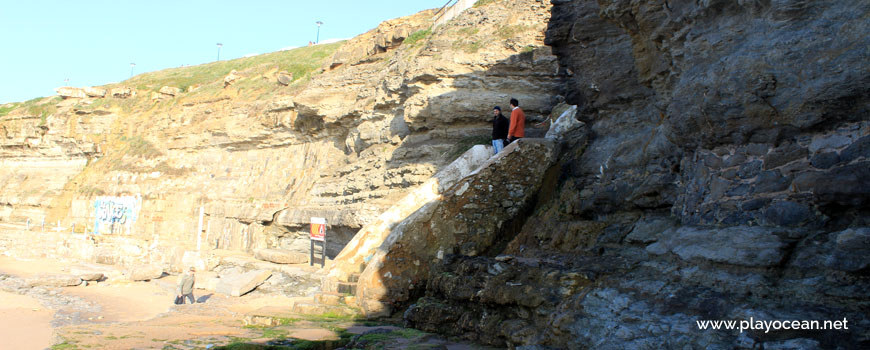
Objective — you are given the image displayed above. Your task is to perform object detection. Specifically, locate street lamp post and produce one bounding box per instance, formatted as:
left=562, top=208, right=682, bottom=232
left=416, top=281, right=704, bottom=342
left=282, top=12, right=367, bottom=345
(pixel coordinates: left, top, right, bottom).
left=130, top=63, right=136, bottom=78
left=216, top=43, right=223, bottom=61
left=316, top=21, right=323, bottom=44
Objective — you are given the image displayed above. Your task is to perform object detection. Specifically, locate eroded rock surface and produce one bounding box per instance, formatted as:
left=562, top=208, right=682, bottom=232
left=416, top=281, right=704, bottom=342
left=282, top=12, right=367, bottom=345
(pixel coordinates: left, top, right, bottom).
left=355, top=139, right=562, bottom=316
left=0, top=0, right=559, bottom=263
left=403, top=0, right=870, bottom=349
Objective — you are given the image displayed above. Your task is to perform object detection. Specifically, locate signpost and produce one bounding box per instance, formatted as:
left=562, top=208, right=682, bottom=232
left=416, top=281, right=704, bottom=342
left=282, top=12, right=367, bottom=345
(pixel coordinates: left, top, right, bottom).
left=310, top=217, right=326, bottom=267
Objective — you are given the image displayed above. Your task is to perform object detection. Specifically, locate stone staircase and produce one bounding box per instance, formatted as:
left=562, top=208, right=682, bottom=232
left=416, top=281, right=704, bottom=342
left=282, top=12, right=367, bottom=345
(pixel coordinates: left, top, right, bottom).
left=291, top=273, right=361, bottom=317
left=290, top=140, right=560, bottom=318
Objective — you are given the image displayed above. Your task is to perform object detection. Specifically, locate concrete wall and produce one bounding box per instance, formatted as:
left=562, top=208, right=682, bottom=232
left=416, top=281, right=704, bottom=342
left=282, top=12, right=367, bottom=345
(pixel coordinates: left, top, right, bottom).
left=435, top=0, right=476, bottom=26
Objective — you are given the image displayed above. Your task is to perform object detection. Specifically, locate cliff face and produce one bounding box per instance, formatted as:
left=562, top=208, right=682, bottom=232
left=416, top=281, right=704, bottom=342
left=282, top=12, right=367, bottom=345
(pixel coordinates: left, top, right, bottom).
left=545, top=0, right=870, bottom=228
left=0, top=0, right=559, bottom=260
left=3, top=0, right=868, bottom=348
left=405, top=0, right=870, bottom=349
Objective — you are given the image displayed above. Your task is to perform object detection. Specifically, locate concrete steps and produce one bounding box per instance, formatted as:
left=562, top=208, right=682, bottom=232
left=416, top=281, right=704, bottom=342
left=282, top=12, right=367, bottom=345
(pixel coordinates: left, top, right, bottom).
left=322, top=273, right=360, bottom=295
left=294, top=271, right=361, bottom=317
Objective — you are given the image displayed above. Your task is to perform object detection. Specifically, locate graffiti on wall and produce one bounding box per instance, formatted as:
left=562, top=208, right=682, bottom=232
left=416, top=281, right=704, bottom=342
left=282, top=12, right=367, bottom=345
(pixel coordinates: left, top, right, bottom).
left=93, top=195, right=142, bottom=234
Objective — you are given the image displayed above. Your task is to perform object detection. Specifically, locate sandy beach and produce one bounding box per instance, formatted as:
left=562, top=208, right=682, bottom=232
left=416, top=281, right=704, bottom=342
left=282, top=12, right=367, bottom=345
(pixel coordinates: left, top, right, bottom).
left=0, top=290, right=54, bottom=349
left=0, top=253, right=492, bottom=350
left=0, top=255, right=274, bottom=349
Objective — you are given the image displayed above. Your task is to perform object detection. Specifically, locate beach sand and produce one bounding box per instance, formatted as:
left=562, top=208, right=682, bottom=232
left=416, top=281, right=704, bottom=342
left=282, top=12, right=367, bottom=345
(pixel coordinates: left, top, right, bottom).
left=0, top=290, right=54, bottom=350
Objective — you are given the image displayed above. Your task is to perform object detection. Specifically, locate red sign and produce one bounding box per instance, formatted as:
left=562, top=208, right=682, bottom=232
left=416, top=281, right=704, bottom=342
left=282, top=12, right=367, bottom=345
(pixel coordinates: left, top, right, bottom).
left=310, top=217, right=326, bottom=241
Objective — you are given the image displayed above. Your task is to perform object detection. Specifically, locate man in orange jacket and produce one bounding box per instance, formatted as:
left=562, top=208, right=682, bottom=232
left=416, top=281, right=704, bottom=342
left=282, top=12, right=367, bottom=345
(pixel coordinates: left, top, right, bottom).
left=507, top=98, right=525, bottom=143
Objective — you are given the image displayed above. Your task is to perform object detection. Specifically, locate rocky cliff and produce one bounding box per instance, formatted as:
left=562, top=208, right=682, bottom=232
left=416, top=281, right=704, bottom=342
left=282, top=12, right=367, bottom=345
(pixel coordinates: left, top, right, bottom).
left=0, top=0, right=558, bottom=264
left=2, top=0, right=868, bottom=348
left=402, top=0, right=870, bottom=349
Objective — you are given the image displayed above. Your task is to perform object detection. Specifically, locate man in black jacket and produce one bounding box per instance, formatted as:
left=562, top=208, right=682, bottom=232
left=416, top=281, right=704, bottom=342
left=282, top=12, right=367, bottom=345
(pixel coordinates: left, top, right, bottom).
left=491, top=106, right=509, bottom=155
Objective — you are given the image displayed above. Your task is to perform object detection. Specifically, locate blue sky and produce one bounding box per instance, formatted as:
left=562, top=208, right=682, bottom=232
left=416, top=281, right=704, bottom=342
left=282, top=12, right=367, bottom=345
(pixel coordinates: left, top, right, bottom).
left=0, top=0, right=450, bottom=103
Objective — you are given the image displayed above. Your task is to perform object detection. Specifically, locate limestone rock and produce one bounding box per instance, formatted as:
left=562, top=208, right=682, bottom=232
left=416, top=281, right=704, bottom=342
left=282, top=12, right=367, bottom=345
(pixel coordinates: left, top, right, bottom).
left=126, top=265, right=164, bottom=281
left=76, top=273, right=104, bottom=281
left=277, top=72, right=293, bottom=86
left=83, top=87, right=106, bottom=98
left=224, top=70, right=240, bottom=88
left=545, top=103, right=583, bottom=141
left=215, top=270, right=271, bottom=297
left=158, top=86, right=181, bottom=98
left=55, top=87, right=86, bottom=99
left=69, top=264, right=113, bottom=281
left=110, top=87, right=133, bottom=98
left=326, top=9, right=433, bottom=68
left=193, top=271, right=220, bottom=291
left=254, top=248, right=308, bottom=264
left=25, top=275, right=82, bottom=287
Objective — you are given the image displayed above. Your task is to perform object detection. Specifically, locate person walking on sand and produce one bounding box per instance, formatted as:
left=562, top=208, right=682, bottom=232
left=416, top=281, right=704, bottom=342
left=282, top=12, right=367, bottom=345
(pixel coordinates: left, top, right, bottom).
left=177, top=267, right=196, bottom=304
left=491, top=106, right=509, bottom=155
left=507, top=98, right=525, bottom=144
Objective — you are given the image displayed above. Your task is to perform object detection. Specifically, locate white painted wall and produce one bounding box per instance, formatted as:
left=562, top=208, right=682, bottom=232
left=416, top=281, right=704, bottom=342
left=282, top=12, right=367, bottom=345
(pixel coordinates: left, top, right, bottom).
left=435, top=0, right=477, bottom=26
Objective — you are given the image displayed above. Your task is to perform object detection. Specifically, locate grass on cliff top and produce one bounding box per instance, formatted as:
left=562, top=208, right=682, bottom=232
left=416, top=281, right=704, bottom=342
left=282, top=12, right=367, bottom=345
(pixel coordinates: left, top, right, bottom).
left=0, top=96, right=62, bottom=124
left=116, top=41, right=344, bottom=94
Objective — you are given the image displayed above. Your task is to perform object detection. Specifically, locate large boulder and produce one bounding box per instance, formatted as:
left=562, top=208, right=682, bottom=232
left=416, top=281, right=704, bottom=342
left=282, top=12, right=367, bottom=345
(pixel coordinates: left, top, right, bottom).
left=126, top=265, right=164, bottom=281
left=158, top=86, right=181, bottom=97
left=25, top=275, right=82, bottom=288
left=215, top=270, right=272, bottom=297
left=70, top=264, right=113, bottom=281
left=196, top=271, right=221, bottom=291
left=254, top=249, right=308, bottom=264
left=83, top=87, right=106, bottom=98
left=277, top=72, right=293, bottom=86
left=72, top=270, right=104, bottom=281
left=55, top=87, right=86, bottom=99
left=110, top=87, right=133, bottom=98
left=224, top=70, right=240, bottom=87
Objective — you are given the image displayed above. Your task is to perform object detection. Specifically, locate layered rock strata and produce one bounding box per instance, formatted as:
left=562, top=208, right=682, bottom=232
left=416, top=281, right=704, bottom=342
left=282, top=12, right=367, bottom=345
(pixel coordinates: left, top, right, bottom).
left=0, top=0, right=560, bottom=261
left=403, top=0, right=870, bottom=349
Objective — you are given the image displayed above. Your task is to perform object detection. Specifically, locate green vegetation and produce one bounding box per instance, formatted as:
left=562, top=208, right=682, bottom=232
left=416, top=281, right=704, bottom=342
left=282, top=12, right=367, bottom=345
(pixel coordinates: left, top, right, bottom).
left=404, top=29, right=432, bottom=46
left=0, top=103, right=18, bottom=117
left=119, top=135, right=163, bottom=159
left=51, top=341, right=79, bottom=350
left=474, top=0, right=500, bottom=7
left=392, top=328, right=426, bottom=338
left=154, top=161, right=195, bottom=176
left=215, top=331, right=353, bottom=350
left=122, top=42, right=344, bottom=94
left=0, top=96, right=61, bottom=124
left=496, top=24, right=530, bottom=40
left=522, top=45, right=536, bottom=53
left=458, top=27, right=479, bottom=36
left=458, top=40, right=483, bottom=53
left=452, top=27, right=484, bottom=53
